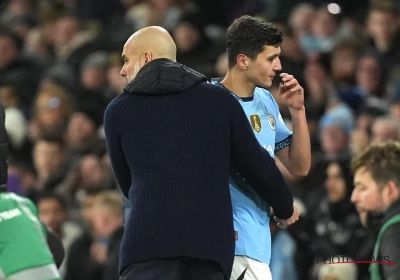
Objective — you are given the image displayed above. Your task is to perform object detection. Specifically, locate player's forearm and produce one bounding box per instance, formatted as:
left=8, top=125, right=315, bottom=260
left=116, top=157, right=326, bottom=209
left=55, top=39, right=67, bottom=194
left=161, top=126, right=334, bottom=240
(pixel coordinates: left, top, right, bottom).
left=287, top=106, right=311, bottom=176
left=231, top=102, right=294, bottom=219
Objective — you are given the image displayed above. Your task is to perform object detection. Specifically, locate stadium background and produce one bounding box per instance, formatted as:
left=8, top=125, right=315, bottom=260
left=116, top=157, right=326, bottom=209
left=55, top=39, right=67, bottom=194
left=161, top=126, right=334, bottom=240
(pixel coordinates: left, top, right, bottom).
left=1, top=0, right=399, bottom=279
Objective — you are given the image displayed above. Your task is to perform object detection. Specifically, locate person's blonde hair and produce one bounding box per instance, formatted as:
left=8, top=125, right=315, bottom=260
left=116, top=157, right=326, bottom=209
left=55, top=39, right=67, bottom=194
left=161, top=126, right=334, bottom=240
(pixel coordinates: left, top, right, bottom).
left=92, top=190, right=123, bottom=217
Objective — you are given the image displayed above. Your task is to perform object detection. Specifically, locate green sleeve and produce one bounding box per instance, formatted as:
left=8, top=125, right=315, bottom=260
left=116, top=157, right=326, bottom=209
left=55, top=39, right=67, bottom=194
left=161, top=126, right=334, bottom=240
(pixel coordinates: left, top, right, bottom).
left=22, top=196, right=47, bottom=236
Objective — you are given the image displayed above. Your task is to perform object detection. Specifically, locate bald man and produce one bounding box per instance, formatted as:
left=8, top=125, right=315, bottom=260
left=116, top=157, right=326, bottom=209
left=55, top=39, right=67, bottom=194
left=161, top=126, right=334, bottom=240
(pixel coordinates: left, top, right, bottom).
left=104, top=26, right=295, bottom=280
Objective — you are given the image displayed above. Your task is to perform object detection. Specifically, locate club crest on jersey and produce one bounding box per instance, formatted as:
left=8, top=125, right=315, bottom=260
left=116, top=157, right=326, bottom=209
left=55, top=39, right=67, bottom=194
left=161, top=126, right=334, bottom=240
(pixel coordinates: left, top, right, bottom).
left=250, top=114, right=262, bottom=133
left=268, top=114, right=276, bottom=131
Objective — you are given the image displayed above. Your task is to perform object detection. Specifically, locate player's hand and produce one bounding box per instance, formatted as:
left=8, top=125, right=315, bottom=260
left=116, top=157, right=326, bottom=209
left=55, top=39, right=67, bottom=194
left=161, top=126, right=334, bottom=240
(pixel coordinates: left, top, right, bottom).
left=273, top=204, right=300, bottom=229
left=278, top=73, right=304, bottom=111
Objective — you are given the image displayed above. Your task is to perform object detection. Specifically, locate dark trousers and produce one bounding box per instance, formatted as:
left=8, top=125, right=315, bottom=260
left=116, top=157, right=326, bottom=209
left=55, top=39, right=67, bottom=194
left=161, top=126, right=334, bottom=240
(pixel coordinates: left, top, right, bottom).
left=120, top=257, right=225, bottom=280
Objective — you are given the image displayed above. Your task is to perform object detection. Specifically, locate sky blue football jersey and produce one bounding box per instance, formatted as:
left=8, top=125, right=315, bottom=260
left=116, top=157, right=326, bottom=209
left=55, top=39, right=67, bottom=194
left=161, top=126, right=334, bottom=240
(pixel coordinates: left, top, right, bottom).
left=211, top=78, right=292, bottom=264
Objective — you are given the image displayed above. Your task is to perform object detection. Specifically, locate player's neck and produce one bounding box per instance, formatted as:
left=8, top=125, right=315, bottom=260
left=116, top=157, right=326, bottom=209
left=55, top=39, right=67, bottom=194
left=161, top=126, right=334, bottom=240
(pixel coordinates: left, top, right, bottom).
left=220, top=69, right=255, bottom=98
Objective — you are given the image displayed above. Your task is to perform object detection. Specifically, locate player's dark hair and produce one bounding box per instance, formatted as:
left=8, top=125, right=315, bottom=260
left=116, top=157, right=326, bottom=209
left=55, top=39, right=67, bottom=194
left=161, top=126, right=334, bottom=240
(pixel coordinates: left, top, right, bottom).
left=37, top=190, right=68, bottom=211
left=226, top=16, right=284, bottom=68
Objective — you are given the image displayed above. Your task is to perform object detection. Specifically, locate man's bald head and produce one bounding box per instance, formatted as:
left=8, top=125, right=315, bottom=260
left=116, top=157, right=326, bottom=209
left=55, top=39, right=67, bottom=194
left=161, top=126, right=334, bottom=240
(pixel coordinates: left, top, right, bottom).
left=120, top=26, right=177, bottom=84
left=125, top=26, right=177, bottom=60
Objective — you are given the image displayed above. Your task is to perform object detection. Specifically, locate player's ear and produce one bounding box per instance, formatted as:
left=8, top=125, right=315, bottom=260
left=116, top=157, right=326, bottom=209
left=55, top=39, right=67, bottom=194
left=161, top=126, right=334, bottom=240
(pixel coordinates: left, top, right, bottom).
left=237, top=54, right=248, bottom=70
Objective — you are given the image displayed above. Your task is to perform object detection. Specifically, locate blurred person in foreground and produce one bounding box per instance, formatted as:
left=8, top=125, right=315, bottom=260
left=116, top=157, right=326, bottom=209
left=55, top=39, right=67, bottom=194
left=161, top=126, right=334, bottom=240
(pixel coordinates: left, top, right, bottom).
left=211, top=16, right=310, bottom=280
left=104, top=26, right=299, bottom=280
left=351, top=141, right=400, bottom=280
left=0, top=102, right=64, bottom=280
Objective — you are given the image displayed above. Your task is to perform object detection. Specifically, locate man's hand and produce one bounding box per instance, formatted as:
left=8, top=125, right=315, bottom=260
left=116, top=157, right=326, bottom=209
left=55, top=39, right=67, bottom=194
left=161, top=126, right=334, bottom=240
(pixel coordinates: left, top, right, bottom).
left=278, top=73, right=305, bottom=111
left=273, top=204, right=300, bottom=229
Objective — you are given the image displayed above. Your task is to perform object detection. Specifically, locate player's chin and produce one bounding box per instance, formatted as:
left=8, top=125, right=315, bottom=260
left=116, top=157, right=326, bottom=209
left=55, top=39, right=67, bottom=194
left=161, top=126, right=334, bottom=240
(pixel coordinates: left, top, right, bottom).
left=258, top=81, right=272, bottom=89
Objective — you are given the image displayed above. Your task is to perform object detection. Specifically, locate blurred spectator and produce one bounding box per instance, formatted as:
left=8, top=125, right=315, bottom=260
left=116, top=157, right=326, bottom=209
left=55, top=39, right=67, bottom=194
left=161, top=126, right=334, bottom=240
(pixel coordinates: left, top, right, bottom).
left=366, top=1, right=400, bottom=70
left=318, top=262, right=358, bottom=280
left=0, top=0, right=37, bottom=26
left=370, top=116, right=400, bottom=144
left=77, top=51, right=110, bottom=111
left=91, top=190, right=123, bottom=280
left=59, top=153, right=115, bottom=211
left=278, top=24, right=307, bottom=100
left=66, top=102, right=105, bottom=156
left=0, top=25, right=44, bottom=115
left=29, top=83, right=73, bottom=141
left=0, top=85, right=27, bottom=150
left=300, top=4, right=351, bottom=56
left=37, top=191, right=82, bottom=277
left=52, top=15, right=100, bottom=74
left=105, top=52, right=125, bottom=99
left=303, top=52, right=333, bottom=114
left=288, top=3, right=315, bottom=39
left=389, top=81, right=400, bottom=119
left=331, top=38, right=365, bottom=113
left=356, top=52, right=387, bottom=100
left=32, top=133, right=72, bottom=191
left=319, top=103, right=354, bottom=160
left=65, top=189, right=122, bottom=280
left=126, top=0, right=191, bottom=32
left=7, top=157, right=37, bottom=197
left=174, top=12, right=223, bottom=78
left=65, top=188, right=104, bottom=280
left=310, top=160, right=373, bottom=280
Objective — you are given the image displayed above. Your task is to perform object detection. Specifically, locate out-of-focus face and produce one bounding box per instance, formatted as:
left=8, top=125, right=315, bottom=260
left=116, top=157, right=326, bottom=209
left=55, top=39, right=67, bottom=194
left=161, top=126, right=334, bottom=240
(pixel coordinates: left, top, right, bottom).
left=107, top=66, right=125, bottom=93
left=35, top=93, right=64, bottom=128
left=90, top=207, right=110, bottom=237
left=81, top=66, right=107, bottom=90
left=246, top=45, right=282, bottom=89
left=54, top=17, right=79, bottom=45
left=67, top=112, right=97, bottom=145
left=33, top=140, right=64, bottom=178
left=351, top=167, right=386, bottom=226
left=331, top=49, right=358, bottom=81
left=356, top=114, right=375, bottom=131
left=325, top=163, right=347, bottom=202
left=0, top=36, right=18, bottom=69
left=120, top=40, right=144, bottom=84
left=280, top=35, right=302, bottom=59
left=371, top=121, right=399, bottom=143
left=356, top=56, right=381, bottom=92
left=80, top=155, right=103, bottom=188
left=391, top=103, right=400, bottom=119
left=0, top=86, right=18, bottom=107
left=81, top=194, right=97, bottom=225
left=174, top=23, right=199, bottom=52
left=38, top=198, right=66, bottom=233
left=312, top=8, right=337, bottom=37
left=290, top=7, right=315, bottom=36
left=368, top=11, right=399, bottom=43
left=320, top=125, right=348, bottom=157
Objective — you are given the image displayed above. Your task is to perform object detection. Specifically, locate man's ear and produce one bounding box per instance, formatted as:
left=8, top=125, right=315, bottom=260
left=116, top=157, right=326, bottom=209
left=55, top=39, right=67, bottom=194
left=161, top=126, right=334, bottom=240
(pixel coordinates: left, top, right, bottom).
left=383, top=181, right=400, bottom=206
left=144, top=52, right=152, bottom=64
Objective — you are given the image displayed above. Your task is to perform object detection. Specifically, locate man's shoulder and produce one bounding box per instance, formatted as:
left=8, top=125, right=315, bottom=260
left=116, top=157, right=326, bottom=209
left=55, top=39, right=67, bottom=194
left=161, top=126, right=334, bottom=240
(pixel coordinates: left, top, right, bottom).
left=195, top=82, right=241, bottom=108
left=105, top=92, right=130, bottom=117
left=199, top=82, right=234, bottom=96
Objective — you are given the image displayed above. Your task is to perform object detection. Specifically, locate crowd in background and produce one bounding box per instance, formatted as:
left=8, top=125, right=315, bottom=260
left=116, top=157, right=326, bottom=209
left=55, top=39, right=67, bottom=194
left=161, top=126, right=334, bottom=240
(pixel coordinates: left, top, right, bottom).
left=1, top=0, right=400, bottom=279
